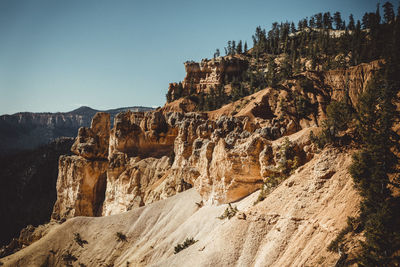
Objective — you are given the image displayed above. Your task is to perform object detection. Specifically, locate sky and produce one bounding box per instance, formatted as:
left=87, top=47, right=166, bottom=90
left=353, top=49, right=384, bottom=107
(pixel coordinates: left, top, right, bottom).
left=0, top=0, right=392, bottom=115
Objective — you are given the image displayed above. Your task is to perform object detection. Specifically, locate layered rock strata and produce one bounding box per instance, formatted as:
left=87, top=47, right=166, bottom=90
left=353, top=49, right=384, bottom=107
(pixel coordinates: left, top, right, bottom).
left=52, top=60, right=381, bottom=219
left=52, top=113, right=110, bottom=219
left=168, top=56, right=248, bottom=101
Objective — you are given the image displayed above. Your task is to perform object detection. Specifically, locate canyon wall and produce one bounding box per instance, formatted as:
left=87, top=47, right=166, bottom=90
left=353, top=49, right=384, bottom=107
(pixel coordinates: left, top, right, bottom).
left=51, top=60, right=381, bottom=220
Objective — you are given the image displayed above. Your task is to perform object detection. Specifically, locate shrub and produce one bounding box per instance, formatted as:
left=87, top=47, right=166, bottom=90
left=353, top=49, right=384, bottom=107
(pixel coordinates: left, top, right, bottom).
left=116, top=232, right=127, bottom=242
left=218, top=204, right=238, bottom=220
left=62, top=251, right=77, bottom=266
left=326, top=100, right=353, bottom=132
left=74, top=233, right=88, bottom=247
left=174, top=237, right=198, bottom=254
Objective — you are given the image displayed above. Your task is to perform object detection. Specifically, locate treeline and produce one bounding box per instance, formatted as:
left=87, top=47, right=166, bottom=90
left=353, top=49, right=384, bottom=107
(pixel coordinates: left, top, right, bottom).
left=251, top=2, right=399, bottom=67
left=169, top=2, right=400, bottom=113
left=213, top=40, right=249, bottom=58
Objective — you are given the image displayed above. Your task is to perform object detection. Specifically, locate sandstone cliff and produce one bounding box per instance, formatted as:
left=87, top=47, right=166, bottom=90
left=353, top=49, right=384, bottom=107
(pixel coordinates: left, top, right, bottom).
left=51, top=60, right=381, bottom=219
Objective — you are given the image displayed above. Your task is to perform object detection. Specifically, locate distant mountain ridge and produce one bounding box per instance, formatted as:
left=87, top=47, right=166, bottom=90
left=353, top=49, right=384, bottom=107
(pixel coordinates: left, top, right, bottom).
left=0, top=106, right=154, bottom=155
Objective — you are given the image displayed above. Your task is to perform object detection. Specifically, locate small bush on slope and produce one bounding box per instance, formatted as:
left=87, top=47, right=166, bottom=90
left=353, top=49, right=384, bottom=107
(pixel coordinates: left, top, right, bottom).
left=218, top=204, right=239, bottom=220
left=174, top=237, right=198, bottom=254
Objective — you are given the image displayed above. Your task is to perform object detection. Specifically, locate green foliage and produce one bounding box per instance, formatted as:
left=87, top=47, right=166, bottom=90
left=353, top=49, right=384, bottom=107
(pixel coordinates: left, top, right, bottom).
left=197, top=4, right=399, bottom=112
left=331, top=38, right=400, bottom=263
left=174, top=237, right=198, bottom=254
left=348, top=78, right=400, bottom=263
left=326, top=100, right=353, bottom=132
left=116, top=232, right=127, bottom=242
left=218, top=203, right=238, bottom=220
left=310, top=100, right=354, bottom=148
left=294, top=93, right=315, bottom=119
left=74, top=233, right=88, bottom=247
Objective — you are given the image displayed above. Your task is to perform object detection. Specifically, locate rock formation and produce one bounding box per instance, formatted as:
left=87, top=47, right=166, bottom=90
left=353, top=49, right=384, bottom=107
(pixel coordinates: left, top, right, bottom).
left=52, top=113, right=111, bottom=219
left=47, top=60, right=382, bottom=222
left=0, top=56, right=386, bottom=266
left=167, top=56, right=248, bottom=101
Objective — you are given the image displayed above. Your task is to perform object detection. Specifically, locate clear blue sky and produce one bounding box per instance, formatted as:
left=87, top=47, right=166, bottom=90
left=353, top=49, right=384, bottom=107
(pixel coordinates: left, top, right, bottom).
left=0, top=0, right=390, bottom=114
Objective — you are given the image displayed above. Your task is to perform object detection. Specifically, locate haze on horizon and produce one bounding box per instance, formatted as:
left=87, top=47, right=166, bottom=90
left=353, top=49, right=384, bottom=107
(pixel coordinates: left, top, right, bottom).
left=0, top=0, right=383, bottom=115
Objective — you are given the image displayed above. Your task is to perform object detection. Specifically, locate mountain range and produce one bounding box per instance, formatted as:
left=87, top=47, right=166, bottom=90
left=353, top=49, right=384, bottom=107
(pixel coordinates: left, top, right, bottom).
left=0, top=106, right=154, bottom=155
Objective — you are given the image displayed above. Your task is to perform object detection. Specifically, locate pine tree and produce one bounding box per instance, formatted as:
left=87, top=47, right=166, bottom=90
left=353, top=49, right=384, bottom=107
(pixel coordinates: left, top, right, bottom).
left=349, top=28, right=400, bottom=263
left=323, top=12, right=332, bottom=29
left=348, top=14, right=355, bottom=30
left=383, top=1, right=395, bottom=23
left=309, top=17, right=315, bottom=28
left=237, top=40, right=242, bottom=54
left=244, top=41, right=248, bottom=53
left=315, top=13, right=323, bottom=28
left=333, top=11, right=343, bottom=30
left=213, top=48, right=220, bottom=58
left=290, top=22, right=296, bottom=33
left=362, top=13, right=370, bottom=29
left=227, top=40, right=232, bottom=55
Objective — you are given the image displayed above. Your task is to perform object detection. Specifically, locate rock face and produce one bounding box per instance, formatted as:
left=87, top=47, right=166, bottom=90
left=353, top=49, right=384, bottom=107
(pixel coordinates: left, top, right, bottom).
left=52, top=113, right=111, bottom=219
left=322, top=60, right=382, bottom=106
left=102, top=156, right=171, bottom=216
left=52, top=156, right=107, bottom=219
left=71, top=112, right=110, bottom=159
left=167, top=56, right=248, bottom=101
left=108, top=111, right=175, bottom=158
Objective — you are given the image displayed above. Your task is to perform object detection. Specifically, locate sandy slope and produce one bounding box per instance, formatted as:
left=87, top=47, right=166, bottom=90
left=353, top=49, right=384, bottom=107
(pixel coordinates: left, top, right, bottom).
left=2, top=148, right=359, bottom=267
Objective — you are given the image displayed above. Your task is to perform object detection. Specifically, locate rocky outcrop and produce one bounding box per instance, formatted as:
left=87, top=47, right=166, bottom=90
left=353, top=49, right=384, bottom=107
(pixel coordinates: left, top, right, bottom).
left=52, top=107, right=317, bottom=219
left=323, top=60, right=382, bottom=106
left=52, top=156, right=107, bottom=219
left=102, top=156, right=172, bottom=216
left=71, top=112, right=110, bottom=159
left=52, top=113, right=111, bottom=219
left=167, top=56, right=248, bottom=101
left=108, top=111, right=176, bottom=158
